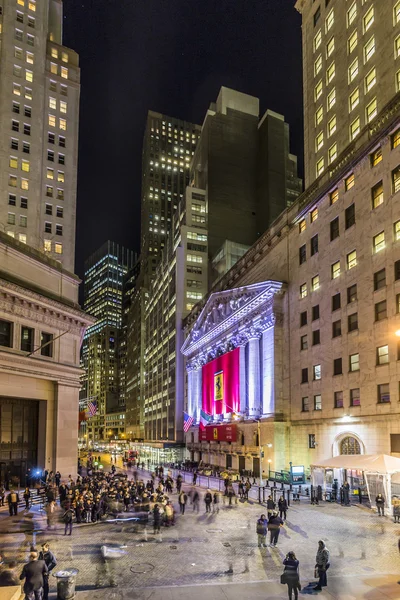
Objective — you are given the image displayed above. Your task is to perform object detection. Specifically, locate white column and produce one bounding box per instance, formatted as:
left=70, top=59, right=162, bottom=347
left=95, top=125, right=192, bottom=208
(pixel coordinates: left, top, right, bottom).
left=247, top=329, right=261, bottom=417
left=194, top=364, right=203, bottom=423
left=239, top=343, right=247, bottom=415
left=187, top=365, right=194, bottom=418
left=261, top=325, right=275, bottom=416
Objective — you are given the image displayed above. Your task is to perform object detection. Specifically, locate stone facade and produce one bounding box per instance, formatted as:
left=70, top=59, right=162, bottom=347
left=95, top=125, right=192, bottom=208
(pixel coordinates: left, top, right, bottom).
left=0, top=233, right=93, bottom=481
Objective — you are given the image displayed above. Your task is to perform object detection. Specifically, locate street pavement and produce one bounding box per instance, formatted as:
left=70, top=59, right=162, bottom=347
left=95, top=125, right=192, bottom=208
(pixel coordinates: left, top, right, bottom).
left=0, top=455, right=399, bottom=599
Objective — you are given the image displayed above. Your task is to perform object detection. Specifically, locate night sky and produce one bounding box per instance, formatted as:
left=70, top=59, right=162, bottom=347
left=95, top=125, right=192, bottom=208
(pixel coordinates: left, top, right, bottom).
left=63, top=0, right=303, bottom=280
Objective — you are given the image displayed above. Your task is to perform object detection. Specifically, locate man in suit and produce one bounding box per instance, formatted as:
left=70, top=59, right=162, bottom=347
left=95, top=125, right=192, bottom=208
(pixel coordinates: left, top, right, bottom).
left=20, top=551, right=48, bottom=600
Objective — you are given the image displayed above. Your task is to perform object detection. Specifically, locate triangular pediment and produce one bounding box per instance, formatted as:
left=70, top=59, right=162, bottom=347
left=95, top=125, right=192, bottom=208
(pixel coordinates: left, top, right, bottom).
left=181, top=280, right=284, bottom=356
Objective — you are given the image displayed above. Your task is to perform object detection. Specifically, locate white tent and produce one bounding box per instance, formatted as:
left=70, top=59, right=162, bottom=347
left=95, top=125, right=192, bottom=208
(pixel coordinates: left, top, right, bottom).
left=310, top=454, right=400, bottom=513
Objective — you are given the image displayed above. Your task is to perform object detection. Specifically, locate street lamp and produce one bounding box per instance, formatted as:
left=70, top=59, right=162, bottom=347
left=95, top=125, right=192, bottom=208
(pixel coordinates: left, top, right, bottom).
left=396, top=330, right=400, bottom=337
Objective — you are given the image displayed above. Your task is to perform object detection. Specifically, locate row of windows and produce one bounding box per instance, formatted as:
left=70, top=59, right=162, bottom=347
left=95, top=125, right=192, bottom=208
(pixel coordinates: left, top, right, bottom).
left=6, top=231, right=26, bottom=244
left=16, top=11, right=35, bottom=27
left=49, top=97, right=67, bottom=113
left=48, top=115, right=67, bottom=130
left=13, top=64, right=33, bottom=82
left=43, top=240, right=62, bottom=254
left=15, top=29, right=35, bottom=45
left=9, top=156, right=29, bottom=172
left=50, top=63, right=69, bottom=80
left=7, top=213, right=27, bottom=227
left=45, top=204, right=63, bottom=218
left=0, top=318, right=53, bottom=357
left=300, top=250, right=357, bottom=297
left=12, top=82, right=32, bottom=99
left=50, top=47, right=69, bottom=63
left=44, top=222, right=63, bottom=235
left=300, top=383, right=393, bottom=412
left=8, top=194, right=27, bottom=208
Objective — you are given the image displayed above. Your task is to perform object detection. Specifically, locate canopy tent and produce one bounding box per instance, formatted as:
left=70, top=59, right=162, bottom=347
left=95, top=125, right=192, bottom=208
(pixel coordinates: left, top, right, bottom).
left=310, top=454, right=400, bottom=514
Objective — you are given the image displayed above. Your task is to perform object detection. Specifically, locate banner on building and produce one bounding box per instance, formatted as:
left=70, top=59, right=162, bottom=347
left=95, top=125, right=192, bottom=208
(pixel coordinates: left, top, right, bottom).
left=202, top=347, right=240, bottom=415
left=199, top=423, right=238, bottom=442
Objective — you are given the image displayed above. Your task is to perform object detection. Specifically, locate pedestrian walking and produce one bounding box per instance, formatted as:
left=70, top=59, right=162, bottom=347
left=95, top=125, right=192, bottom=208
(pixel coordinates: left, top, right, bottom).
left=256, top=514, right=268, bottom=548
left=376, top=493, right=385, bottom=516
left=192, top=488, right=200, bottom=513
left=55, top=472, right=61, bottom=487
left=7, top=490, right=19, bottom=516
left=212, top=491, right=220, bottom=513
left=0, top=485, right=5, bottom=506
left=192, top=471, right=197, bottom=486
left=282, top=551, right=301, bottom=600
left=204, top=489, right=212, bottom=513
left=244, top=478, right=251, bottom=500
left=19, top=551, right=48, bottom=600
left=23, top=487, right=31, bottom=510
left=63, top=507, right=74, bottom=536
left=268, top=511, right=284, bottom=547
left=45, top=500, right=56, bottom=530
left=278, top=495, right=288, bottom=521
left=267, top=495, right=276, bottom=519
left=176, top=474, right=183, bottom=494
left=393, top=497, right=400, bottom=523
left=314, top=540, right=330, bottom=591
left=179, top=490, right=187, bottom=514
left=153, top=504, right=162, bottom=536
left=38, top=543, right=57, bottom=600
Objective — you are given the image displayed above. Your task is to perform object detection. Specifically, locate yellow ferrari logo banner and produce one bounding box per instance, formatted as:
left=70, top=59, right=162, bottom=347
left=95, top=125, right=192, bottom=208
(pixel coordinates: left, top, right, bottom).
left=214, top=371, right=223, bottom=402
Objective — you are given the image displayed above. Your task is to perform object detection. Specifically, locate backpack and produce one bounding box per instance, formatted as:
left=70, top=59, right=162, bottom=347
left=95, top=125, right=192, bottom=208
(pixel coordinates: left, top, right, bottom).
left=10, top=493, right=17, bottom=503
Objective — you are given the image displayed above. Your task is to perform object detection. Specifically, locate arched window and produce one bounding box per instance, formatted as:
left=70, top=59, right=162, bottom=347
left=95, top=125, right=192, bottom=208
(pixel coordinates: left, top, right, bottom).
left=340, top=436, right=361, bottom=455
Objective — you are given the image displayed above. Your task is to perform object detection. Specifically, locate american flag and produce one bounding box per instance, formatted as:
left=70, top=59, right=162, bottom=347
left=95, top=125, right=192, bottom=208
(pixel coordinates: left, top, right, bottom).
left=183, top=411, right=194, bottom=432
left=87, top=399, right=97, bottom=417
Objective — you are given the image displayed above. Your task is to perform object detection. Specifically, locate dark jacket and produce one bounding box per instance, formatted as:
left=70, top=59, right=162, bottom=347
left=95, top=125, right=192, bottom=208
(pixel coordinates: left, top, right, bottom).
left=20, top=560, right=48, bottom=592
left=376, top=495, right=385, bottom=505
left=204, top=492, right=212, bottom=504
left=283, top=558, right=299, bottom=583
left=278, top=498, right=288, bottom=511
left=268, top=515, right=284, bottom=530
left=7, top=492, right=19, bottom=505
left=38, top=550, right=57, bottom=573
left=267, top=499, right=275, bottom=510
left=256, top=518, right=268, bottom=535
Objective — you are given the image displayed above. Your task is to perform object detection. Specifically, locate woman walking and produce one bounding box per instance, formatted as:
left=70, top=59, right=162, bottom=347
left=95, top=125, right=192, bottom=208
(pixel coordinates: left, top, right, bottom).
left=282, top=551, right=300, bottom=600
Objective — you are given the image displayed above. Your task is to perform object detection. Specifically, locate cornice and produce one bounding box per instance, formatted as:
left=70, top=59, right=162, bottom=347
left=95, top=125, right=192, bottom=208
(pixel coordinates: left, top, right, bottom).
left=0, top=350, right=82, bottom=387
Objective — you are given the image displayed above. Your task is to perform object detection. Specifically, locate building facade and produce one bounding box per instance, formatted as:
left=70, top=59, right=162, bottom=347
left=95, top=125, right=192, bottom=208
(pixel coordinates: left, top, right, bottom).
left=0, top=0, right=80, bottom=271
left=81, top=241, right=135, bottom=442
left=0, top=232, right=93, bottom=484
left=296, top=0, right=400, bottom=188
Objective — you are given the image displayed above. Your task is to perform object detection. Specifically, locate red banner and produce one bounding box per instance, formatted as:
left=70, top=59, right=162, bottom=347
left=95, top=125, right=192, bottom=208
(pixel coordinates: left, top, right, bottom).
left=199, top=423, right=238, bottom=442
left=202, top=348, right=240, bottom=415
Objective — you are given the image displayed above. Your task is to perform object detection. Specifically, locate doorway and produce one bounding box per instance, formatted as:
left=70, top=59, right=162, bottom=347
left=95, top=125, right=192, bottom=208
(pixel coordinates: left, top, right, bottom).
left=238, top=456, right=245, bottom=474
left=253, top=457, right=260, bottom=477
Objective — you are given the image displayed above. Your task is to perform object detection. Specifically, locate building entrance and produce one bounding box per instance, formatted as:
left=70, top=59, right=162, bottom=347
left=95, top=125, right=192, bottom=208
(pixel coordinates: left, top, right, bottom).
left=0, top=398, right=39, bottom=487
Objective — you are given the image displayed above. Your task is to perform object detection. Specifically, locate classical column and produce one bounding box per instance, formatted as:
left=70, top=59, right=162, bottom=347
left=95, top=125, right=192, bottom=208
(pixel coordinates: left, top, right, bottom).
left=193, top=357, right=204, bottom=423
left=187, top=362, right=195, bottom=419
left=234, top=333, right=248, bottom=415
left=247, top=327, right=261, bottom=417
left=261, top=315, right=275, bottom=416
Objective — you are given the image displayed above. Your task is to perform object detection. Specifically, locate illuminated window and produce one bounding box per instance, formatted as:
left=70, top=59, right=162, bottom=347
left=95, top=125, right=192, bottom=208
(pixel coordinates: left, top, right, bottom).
left=315, top=106, right=323, bottom=126
left=51, top=48, right=58, bottom=59
left=313, top=364, right=321, bottom=380
left=26, top=52, right=34, bottom=64
left=57, top=172, right=64, bottom=183
left=59, top=118, right=66, bottom=130
left=9, top=157, right=18, bottom=169
left=49, top=97, right=56, bottom=109
left=21, top=179, right=28, bottom=190
left=395, top=1, right=400, bottom=25
left=347, top=2, right=357, bottom=27
left=395, top=220, right=400, bottom=241
left=60, top=101, right=67, bottom=113
left=13, top=83, right=21, bottom=96
left=60, top=67, right=68, bottom=79
left=314, top=55, right=322, bottom=76
left=327, top=88, right=336, bottom=111
left=377, top=383, right=390, bottom=404
left=327, top=115, right=336, bottom=137
left=9, top=176, right=17, bottom=187
left=25, top=70, right=33, bottom=82
left=315, top=80, right=323, bottom=101
left=325, top=8, right=334, bottom=32
left=350, top=117, right=360, bottom=141
left=300, top=283, right=307, bottom=299
left=315, top=131, right=324, bottom=151
left=363, top=6, right=374, bottom=32
left=328, top=143, right=337, bottom=164
left=44, top=240, right=52, bottom=252
left=377, top=345, right=389, bottom=366
left=47, top=168, right=54, bottom=180
left=330, top=189, right=338, bottom=204
left=326, top=36, right=335, bottom=58
left=332, top=260, right=341, bottom=279
left=50, top=63, right=57, bottom=74
left=392, top=128, right=400, bottom=149
left=366, top=98, right=377, bottom=122
left=364, top=36, right=375, bottom=63
left=348, top=58, right=358, bottom=83
left=17, top=0, right=25, bottom=5
left=316, top=157, right=324, bottom=177
left=187, top=254, right=203, bottom=264
left=349, top=353, right=360, bottom=372
left=28, top=1, right=36, bottom=11
left=349, top=88, right=359, bottom=111
left=348, top=30, right=357, bottom=54
left=312, top=275, right=320, bottom=291
left=299, top=219, right=306, bottom=233
left=396, top=36, right=400, bottom=60
left=373, top=231, right=385, bottom=253
left=347, top=250, right=357, bottom=269
left=393, top=165, right=400, bottom=193
left=48, top=114, right=56, bottom=127
left=19, top=233, right=26, bottom=243
left=314, top=30, right=322, bottom=52
left=61, top=52, right=68, bottom=63
left=310, top=207, right=318, bottom=222
left=25, top=88, right=32, bottom=100
left=55, top=242, right=62, bottom=254
left=327, top=62, right=335, bottom=84
left=370, top=147, right=382, bottom=167
left=21, top=159, right=29, bottom=172
left=365, top=67, right=376, bottom=93
left=372, top=181, right=383, bottom=208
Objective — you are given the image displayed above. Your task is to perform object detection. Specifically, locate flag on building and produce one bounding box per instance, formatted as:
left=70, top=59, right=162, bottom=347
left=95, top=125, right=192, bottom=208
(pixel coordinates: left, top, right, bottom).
left=199, top=409, right=212, bottom=431
left=87, top=399, right=97, bottom=417
left=183, top=411, right=194, bottom=432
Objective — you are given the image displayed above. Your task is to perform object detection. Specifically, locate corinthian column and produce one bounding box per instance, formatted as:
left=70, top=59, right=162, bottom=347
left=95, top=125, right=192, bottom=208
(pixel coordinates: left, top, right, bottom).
left=247, top=327, right=261, bottom=417
left=187, top=362, right=195, bottom=418
left=261, top=315, right=275, bottom=416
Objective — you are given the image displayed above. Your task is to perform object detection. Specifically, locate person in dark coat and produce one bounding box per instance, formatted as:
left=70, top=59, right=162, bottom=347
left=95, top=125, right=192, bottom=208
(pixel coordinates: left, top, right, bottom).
left=23, top=488, right=31, bottom=510
left=63, top=507, right=74, bottom=535
left=283, top=551, right=300, bottom=600
left=278, top=496, right=288, bottom=521
left=256, top=514, right=268, bottom=547
left=153, top=504, right=162, bottom=535
left=376, top=493, right=385, bottom=516
left=7, top=490, right=19, bottom=516
left=38, top=543, right=57, bottom=600
left=267, top=495, right=276, bottom=519
left=20, top=551, right=48, bottom=600
left=314, top=539, right=330, bottom=591
left=204, top=490, right=212, bottom=513
left=268, top=511, right=284, bottom=547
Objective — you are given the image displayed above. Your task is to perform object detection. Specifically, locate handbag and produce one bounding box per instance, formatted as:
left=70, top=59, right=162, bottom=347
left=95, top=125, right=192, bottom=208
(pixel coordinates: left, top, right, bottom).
left=280, top=572, right=288, bottom=585
left=314, top=566, right=319, bottom=578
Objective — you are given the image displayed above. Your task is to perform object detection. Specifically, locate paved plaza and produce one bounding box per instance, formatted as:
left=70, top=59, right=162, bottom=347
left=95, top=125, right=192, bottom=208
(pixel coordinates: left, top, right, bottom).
left=0, top=463, right=400, bottom=600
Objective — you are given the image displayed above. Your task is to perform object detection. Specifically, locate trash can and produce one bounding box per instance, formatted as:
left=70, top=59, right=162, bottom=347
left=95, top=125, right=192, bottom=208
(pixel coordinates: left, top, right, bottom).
left=53, top=568, right=79, bottom=600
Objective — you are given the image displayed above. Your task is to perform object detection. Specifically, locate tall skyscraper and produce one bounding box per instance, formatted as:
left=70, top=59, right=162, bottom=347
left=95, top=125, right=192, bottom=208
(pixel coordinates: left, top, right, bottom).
left=296, top=1, right=400, bottom=187
left=0, top=0, right=80, bottom=271
left=81, top=241, right=135, bottom=441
